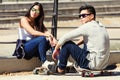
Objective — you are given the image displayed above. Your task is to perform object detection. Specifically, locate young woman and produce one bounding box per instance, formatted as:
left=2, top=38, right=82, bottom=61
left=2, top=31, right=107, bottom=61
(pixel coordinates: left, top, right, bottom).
left=13, top=2, right=57, bottom=68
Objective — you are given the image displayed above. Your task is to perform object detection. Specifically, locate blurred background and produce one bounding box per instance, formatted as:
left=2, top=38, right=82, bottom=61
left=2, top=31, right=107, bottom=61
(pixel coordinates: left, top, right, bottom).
left=0, top=0, right=120, bottom=56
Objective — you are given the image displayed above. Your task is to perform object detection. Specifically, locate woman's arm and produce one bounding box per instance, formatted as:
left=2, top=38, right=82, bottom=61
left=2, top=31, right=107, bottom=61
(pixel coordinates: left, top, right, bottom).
left=20, top=17, right=50, bottom=37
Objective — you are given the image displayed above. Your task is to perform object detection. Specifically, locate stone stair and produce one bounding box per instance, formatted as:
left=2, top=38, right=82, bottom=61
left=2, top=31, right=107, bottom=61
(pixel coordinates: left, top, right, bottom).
left=0, top=0, right=120, bottom=24
left=0, top=0, right=120, bottom=74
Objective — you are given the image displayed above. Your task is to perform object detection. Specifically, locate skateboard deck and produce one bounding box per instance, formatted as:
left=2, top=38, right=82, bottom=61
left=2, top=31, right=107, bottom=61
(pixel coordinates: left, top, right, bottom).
left=33, top=65, right=76, bottom=75
left=33, top=67, right=56, bottom=75
left=74, top=64, right=117, bottom=77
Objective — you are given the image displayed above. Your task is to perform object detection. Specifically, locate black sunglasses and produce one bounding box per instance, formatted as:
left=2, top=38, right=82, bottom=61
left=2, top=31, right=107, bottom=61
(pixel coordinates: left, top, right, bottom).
left=79, top=14, right=91, bottom=18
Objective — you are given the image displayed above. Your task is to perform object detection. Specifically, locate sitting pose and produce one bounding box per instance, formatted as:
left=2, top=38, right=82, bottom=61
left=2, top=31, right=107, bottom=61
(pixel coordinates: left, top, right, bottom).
left=52, top=4, right=110, bottom=74
left=13, top=2, right=57, bottom=68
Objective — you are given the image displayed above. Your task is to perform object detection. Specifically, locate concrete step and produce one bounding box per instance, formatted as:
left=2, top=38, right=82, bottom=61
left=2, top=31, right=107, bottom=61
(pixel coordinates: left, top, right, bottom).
left=0, top=0, right=120, bottom=75
left=0, top=1, right=120, bottom=23
left=0, top=25, right=120, bottom=56
left=1, top=5, right=120, bottom=16
left=0, top=5, right=120, bottom=20
left=1, top=1, right=120, bottom=10
left=0, top=57, right=41, bottom=74
left=1, top=14, right=120, bottom=24
left=0, top=51, right=120, bottom=74
left=0, top=10, right=120, bottom=24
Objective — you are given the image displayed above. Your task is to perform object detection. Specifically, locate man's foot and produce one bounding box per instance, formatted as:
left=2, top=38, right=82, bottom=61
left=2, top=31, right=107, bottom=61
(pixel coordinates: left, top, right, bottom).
left=73, top=63, right=84, bottom=73
left=42, top=60, right=55, bottom=69
left=48, top=64, right=65, bottom=75
left=105, top=64, right=117, bottom=70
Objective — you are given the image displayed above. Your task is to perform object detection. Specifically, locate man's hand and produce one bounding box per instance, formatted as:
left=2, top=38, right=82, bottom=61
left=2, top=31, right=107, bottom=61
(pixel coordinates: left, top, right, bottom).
left=52, top=49, right=60, bottom=60
left=48, top=35, right=57, bottom=47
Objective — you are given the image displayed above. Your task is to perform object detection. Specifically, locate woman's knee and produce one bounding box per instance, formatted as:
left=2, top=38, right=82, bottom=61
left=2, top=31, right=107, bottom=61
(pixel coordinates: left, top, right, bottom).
left=38, top=36, right=46, bottom=40
left=36, top=36, right=47, bottom=42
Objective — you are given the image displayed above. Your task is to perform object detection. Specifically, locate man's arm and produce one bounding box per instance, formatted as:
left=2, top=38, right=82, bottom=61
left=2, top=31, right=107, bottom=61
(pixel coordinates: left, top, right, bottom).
left=52, top=24, right=87, bottom=60
left=52, top=43, right=61, bottom=60
left=76, top=36, right=84, bottom=45
left=52, top=27, right=83, bottom=60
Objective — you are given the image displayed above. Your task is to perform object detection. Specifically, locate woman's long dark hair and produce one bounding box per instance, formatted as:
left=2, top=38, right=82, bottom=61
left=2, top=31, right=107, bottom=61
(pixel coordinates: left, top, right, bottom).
left=25, top=2, right=47, bottom=32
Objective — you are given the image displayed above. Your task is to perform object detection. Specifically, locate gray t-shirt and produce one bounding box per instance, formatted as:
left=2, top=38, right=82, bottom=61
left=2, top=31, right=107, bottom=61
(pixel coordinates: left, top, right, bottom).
left=58, top=20, right=110, bottom=69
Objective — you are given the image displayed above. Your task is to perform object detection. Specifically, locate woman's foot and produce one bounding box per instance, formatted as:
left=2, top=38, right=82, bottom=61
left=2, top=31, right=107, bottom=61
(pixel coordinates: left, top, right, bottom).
left=42, top=60, right=55, bottom=69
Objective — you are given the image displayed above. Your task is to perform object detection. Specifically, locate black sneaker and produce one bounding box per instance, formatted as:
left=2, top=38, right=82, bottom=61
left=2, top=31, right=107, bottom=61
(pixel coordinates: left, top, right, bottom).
left=104, top=64, right=117, bottom=70
left=48, top=64, right=65, bottom=75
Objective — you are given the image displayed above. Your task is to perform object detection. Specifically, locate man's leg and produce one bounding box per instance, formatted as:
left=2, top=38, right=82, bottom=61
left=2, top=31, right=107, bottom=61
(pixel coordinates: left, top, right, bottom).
left=58, top=41, right=89, bottom=73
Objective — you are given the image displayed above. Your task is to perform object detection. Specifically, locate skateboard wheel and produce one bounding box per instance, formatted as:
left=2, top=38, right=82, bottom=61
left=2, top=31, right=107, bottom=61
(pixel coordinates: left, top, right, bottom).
left=109, top=72, right=112, bottom=75
left=47, top=71, right=50, bottom=75
left=90, top=73, right=94, bottom=77
left=82, top=72, right=85, bottom=77
left=100, top=71, right=104, bottom=75
left=33, top=69, right=39, bottom=74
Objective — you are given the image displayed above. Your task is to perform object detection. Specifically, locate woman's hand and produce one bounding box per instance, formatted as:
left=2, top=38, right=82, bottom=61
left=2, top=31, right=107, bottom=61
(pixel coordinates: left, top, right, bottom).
left=44, top=33, right=51, bottom=38
left=44, top=31, right=57, bottom=46
left=52, top=49, right=60, bottom=60
left=48, top=34, right=57, bottom=47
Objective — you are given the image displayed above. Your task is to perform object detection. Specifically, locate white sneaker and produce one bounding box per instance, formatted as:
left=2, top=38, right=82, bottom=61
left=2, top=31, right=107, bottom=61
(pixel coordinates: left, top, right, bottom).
left=42, top=60, right=55, bottom=69
left=57, top=60, right=73, bottom=67
left=73, top=62, right=89, bottom=74
left=67, top=61, right=73, bottom=67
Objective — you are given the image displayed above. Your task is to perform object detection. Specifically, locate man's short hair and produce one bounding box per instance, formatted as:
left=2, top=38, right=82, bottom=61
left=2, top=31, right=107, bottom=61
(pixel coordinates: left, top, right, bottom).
left=79, top=4, right=96, bottom=19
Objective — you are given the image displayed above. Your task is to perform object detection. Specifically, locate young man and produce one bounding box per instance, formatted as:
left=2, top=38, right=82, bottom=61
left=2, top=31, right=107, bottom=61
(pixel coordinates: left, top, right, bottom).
left=52, top=4, right=110, bottom=74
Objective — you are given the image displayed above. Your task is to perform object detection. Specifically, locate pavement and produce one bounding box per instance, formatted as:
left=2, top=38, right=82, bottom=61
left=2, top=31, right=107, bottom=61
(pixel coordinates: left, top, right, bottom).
left=0, top=75, right=120, bottom=80
left=0, top=67, right=120, bottom=80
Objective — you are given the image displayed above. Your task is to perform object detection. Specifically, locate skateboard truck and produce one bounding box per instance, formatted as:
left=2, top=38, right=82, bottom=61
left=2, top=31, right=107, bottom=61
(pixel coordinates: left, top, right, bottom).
left=33, top=67, right=50, bottom=75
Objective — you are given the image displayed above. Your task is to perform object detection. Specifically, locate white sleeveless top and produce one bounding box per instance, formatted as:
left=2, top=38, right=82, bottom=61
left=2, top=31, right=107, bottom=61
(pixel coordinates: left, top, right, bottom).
left=18, top=28, right=33, bottom=41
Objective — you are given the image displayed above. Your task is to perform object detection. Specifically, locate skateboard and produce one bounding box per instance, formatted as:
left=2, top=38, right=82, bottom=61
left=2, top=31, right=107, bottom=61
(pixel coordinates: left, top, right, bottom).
left=74, top=64, right=117, bottom=77
left=33, top=64, right=76, bottom=75
left=33, top=67, right=55, bottom=75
